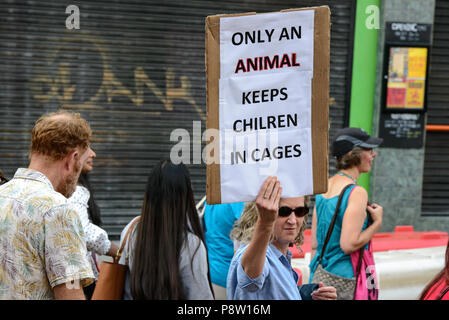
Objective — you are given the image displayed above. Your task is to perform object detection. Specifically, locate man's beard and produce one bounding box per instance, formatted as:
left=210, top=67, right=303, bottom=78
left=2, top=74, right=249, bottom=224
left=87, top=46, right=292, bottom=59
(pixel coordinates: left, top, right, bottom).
left=58, top=159, right=82, bottom=198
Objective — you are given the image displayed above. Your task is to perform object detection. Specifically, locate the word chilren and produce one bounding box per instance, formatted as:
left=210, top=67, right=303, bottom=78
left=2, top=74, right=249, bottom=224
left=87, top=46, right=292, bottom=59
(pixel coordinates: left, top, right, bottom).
left=233, top=113, right=297, bottom=133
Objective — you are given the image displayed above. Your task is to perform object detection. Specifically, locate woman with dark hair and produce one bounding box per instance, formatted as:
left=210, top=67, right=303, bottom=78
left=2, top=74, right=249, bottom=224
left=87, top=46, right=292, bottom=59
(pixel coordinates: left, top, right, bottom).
left=119, top=159, right=214, bottom=300
left=68, top=146, right=119, bottom=299
left=309, top=127, right=384, bottom=300
left=0, top=169, right=8, bottom=185
left=420, top=240, right=449, bottom=300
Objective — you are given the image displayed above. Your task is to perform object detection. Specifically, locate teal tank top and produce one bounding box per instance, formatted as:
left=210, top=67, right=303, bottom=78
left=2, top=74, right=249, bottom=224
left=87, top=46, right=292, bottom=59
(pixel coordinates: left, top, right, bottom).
left=309, top=185, right=368, bottom=281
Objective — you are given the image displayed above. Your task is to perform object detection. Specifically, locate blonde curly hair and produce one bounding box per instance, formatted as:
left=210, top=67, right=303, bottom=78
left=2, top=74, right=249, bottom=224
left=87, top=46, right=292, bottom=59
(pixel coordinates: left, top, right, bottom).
left=230, top=197, right=310, bottom=250
left=230, top=202, right=259, bottom=246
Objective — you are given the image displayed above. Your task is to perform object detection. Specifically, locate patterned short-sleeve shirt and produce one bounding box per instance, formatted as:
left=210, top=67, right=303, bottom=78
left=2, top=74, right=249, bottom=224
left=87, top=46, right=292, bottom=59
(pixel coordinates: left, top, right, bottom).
left=0, top=168, right=94, bottom=300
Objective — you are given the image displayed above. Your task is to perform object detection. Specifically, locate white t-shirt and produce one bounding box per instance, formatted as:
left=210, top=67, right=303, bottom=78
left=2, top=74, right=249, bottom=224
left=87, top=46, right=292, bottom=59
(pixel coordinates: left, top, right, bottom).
left=68, top=185, right=112, bottom=279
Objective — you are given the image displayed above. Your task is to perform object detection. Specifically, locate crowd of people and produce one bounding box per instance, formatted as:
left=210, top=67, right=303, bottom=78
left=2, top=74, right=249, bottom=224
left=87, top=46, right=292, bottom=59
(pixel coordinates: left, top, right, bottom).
left=0, top=110, right=448, bottom=300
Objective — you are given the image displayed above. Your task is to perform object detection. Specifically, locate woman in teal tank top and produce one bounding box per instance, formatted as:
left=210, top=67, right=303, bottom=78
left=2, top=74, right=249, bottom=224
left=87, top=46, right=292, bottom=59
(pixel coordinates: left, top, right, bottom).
left=309, top=128, right=384, bottom=291
left=310, top=185, right=368, bottom=279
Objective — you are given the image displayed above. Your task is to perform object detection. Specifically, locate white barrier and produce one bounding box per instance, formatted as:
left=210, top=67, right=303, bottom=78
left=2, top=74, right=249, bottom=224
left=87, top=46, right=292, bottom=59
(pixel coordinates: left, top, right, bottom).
left=291, top=246, right=446, bottom=300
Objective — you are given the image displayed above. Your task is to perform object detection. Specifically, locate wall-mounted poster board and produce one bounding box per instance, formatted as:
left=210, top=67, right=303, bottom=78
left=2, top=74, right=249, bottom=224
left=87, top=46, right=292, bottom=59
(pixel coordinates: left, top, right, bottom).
left=205, top=7, right=330, bottom=204
left=379, top=22, right=432, bottom=149
left=378, top=112, right=425, bottom=148
left=385, top=46, right=428, bottom=111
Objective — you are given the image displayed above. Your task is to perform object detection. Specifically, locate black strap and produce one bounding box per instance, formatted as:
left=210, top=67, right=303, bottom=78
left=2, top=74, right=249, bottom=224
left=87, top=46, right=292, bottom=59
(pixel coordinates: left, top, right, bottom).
left=317, top=184, right=355, bottom=265
left=355, top=247, right=364, bottom=274
left=355, top=215, right=372, bottom=277
left=438, top=286, right=449, bottom=300
left=353, top=244, right=365, bottom=296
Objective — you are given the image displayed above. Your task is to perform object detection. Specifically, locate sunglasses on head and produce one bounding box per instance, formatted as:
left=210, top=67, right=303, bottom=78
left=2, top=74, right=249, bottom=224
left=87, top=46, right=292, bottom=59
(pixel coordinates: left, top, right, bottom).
left=278, top=206, right=309, bottom=218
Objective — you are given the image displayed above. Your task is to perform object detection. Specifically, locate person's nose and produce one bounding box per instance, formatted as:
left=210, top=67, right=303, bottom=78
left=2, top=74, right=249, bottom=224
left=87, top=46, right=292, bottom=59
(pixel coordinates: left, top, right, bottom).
left=286, top=212, right=297, bottom=224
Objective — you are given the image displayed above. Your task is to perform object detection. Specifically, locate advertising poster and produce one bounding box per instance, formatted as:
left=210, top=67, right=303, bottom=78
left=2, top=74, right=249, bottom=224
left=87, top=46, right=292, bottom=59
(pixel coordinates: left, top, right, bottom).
left=386, top=47, right=427, bottom=110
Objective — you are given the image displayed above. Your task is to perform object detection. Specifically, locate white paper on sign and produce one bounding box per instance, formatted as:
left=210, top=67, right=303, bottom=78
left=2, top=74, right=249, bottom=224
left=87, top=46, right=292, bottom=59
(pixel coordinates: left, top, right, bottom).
left=220, top=10, right=314, bottom=79
left=218, top=9, right=315, bottom=203
left=219, top=71, right=314, bottom=203
left=219, top=71, right=313, bottom=132
left=219, top=127, right=314, bottom=203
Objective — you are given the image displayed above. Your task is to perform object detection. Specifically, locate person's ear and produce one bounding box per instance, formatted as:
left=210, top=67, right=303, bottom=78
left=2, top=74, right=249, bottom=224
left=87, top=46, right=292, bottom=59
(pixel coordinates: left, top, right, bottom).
left=63, top=149, right=79, bottom=172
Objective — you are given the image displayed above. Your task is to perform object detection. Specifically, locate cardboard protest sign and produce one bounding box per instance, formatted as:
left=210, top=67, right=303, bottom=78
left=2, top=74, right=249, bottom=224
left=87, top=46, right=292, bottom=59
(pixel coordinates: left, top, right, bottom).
left=206, top=7, right=330, bottom=204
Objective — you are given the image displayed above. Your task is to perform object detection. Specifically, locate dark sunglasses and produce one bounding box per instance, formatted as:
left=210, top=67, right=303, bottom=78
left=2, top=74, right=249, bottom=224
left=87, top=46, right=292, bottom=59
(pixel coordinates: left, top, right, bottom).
left=278, top=206, right=309, bottom=218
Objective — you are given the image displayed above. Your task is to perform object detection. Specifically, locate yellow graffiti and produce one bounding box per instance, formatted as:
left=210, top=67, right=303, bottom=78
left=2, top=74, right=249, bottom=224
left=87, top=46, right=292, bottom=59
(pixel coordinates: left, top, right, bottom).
left=30, top=63, right=76, bottom=103
left=29, top=34, right=206, bottom=121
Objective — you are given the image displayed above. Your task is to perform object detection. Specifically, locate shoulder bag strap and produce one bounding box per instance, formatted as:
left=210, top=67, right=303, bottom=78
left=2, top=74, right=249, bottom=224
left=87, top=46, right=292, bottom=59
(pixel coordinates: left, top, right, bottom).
left=317, top=184, right=355, bottom=265
left=354, top=247, right=364, bottom=280
left=355, top=210, right=373, bottom=277
left=354, top=210, right=374, bottom=285
left=114, top=216, right=141, bottom=263
left=438, top=285, right=449, bottom=300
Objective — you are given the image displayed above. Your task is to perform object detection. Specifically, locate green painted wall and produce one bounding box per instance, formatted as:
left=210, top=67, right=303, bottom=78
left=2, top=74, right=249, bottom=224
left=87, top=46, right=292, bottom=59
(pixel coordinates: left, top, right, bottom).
left=349, top=0, right=380, bottom=193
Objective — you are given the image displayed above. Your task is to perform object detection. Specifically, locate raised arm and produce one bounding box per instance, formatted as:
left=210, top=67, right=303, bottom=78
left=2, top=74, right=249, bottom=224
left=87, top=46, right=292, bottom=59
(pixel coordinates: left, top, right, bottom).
left=240, top=177, right=282, bottom=279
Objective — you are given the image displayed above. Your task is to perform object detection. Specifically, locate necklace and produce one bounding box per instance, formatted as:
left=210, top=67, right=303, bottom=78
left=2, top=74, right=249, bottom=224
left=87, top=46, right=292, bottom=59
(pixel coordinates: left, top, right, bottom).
left=338, top=171, right=357, bottom=184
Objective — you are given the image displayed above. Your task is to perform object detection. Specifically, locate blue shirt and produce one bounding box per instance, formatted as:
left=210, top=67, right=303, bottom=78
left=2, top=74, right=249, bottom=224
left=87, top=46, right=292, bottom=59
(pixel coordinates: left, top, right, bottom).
left=309, top=185, right=368, bottom=281
left=204, top=202, right=244, bottom=287
left=227, top=244, right=302, bottom=300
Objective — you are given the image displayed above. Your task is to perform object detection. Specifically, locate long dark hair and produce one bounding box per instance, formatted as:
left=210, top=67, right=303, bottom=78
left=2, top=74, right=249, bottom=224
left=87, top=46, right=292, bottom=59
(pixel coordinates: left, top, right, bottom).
left=130, top=159, right=213, bottom=300
left=0, top=169, right=8, bottom=186
left=78, top=173, right=102, bottom=226
left=420, top=239, right=449, bottom=299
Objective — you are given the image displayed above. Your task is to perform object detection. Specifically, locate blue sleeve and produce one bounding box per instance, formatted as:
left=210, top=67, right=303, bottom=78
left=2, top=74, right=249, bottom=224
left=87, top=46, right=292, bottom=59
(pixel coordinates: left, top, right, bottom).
left=232, top=202, right=245, bottom=220
left=234, top=246, right=270, bottom=292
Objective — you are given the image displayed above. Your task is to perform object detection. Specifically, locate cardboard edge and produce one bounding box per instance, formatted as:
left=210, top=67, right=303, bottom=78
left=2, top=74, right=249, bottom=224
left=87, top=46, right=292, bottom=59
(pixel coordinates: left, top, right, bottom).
left=311, top=6, right=330, bottom=195
left=205, top=7, right=331, bottom=202
left=205, top=16, right=221, bottom=204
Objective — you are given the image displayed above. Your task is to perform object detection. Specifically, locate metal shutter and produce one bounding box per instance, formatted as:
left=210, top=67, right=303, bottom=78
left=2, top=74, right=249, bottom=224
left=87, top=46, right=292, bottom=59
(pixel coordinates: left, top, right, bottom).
left=422, top=0, right=449, bottom=216
left=0, top=0, right=355, bottom=239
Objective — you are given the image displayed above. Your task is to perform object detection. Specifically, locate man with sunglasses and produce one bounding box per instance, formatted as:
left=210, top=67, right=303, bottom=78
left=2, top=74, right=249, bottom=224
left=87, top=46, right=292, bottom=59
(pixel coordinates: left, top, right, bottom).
left=227, top=176, right=337, bottom=300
